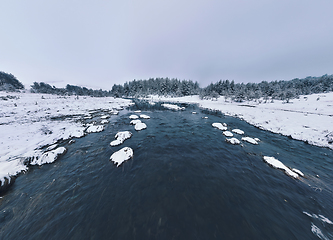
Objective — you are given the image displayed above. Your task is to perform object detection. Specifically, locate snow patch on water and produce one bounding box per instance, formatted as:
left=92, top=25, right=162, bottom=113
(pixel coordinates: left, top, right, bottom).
left=140, top=114, right=150, bottom=119
left=241, top=137, right=259, bottom=145
left=110, top=131, right=132, bottom=146
left=232, top=129, right=244, bottom=135
left=212, top=123, right=227, bottom=131
left=135, top=122, right=147, bottom=131
left=110, top=147, right=133, bottom=167
left=226, top=138, right=240, bottom=145
left=263, top=156, right=299, bottom=178
left=223, top=131, right=233, bottom=137
left=129, top=114, right=139, bottom=119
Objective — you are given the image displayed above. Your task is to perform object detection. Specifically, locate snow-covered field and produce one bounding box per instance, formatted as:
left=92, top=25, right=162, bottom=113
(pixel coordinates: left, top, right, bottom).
left=0, top=92, right=133, bottom=187
left=148, top=92, right=333, bottom=150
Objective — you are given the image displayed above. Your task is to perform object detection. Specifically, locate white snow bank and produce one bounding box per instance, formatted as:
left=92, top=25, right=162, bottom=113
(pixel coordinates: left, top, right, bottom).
left=212, top=123, right=227, bottom=131
left=0, top=91, right=133, bottom=182
left=130, top=119, right=142, bottom=125
left=241, top=137, right=259, bottom=145
left=223, top=131, right=233, bottom=137
left=86, top=125, right=105, bottom=133
left=226, top=138, right=240, bottom=145
left=135, top=122, right=147, bottom=131
left=161, top=103, right=185, bottom=110
left=140, top=114, right=150, bottom=119
left=110, top=131, right=132, bottom=146
left=263, top=156, right=299, bottom=178
left=129, top=114, right=139, bottom=119
left=147, top=93, right=333, bottom=149
left=110, top=147, right=133, bottom=167
left=232, top=129, right=244, bottom=135
left=30, top=147, right=67, bottom=166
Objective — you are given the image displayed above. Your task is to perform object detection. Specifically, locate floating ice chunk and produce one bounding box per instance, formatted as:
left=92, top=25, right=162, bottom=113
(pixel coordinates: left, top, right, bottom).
left=129, top=114, right=139, bottom=119
left=110, top=109, right=119, bottom=115
left=311, top=223, right=329, bottom=240
left=226, top=138, right=240, bottom=145
left=149, top=101, right=156, bottom=106
left=212, top=123, right=227, bottom=131
left=292, top=168, right=304, bottom=177
left=135, top=122, right=147, bottom=131
left=110, top=131, right=132, bottom=146
left=101, top=115, right=110, bottom=119
left=241, top=137, right=258, bottom=145
left=101, top=119, right=109, bottom=124
left=84, top=116, right=92, bottom=119
left=232, top=129, right=244, bottom=135
left=86, top=125, right=105, bottom=133
left=263, top=156, right=299, bottom=178
left=130, top=119, right=142, bottom=125
left=31, top=147, right=67, bottom=166
left=110, top=147, right=133, bottom=167
left=192, top=112, right=197, bottom=114
left=140, top=114, right=150, bottom=119
left=161, top=103, right=185, bottom=110
left=254, top=137, right=260, bottom=142
left=134, top=110, right=141, bottom=113
left=223, top=131, right=233, bottom=137
left=203, top=116, right=208, bottom=119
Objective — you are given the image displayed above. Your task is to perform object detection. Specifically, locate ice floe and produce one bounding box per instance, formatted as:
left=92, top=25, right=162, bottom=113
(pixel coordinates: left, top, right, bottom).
left=134, top=122, right=147, bottom=131
left=30, top=147, right=67, bottom=166
left=110, top=147, right=133, bottom=167
left=263, top=156, right=299, bottom=178
left=223, top=131, right=233, bottom=137
left=110, top=131, right=132, bottom=146
left=192, top=112, right=197, bottom=114
left=226, top=138, right=241, bottom=145
left=241, top=137, right=259, bottom=145
left=161, top=103, right=185, bottom=110
left=86, top=125, right=105, bottom=133
left=134, top=110, right=141, bottom=113
left=130, top=119, right=142, bottom=125
left=292, top=168, right=304, bottom=177
left=232, top=129, right=244, bottom=135
left=129, top=114, right=139, bottom=119
left=101, top=119, right=109, bottom=124
left=212, top=123, right=227, bottom=131
left=140, top=114, right=150, bottom=119
left=100, top=115, right=109, bottom=119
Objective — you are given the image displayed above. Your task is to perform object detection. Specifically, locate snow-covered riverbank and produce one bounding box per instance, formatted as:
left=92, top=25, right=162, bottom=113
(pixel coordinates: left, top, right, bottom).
left=148, top=93, right=333, bottom=150
left=0, top=92, right=133, bottom=187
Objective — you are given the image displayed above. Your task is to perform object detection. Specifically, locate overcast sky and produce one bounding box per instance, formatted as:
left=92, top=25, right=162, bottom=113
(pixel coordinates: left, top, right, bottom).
left=1, top=0, right=332, bottom=89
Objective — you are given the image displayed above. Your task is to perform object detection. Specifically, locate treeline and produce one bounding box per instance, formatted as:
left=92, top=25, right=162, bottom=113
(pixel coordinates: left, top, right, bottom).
left=31, top=82, right=112, bottom=97
left=200, top=74, right=333, bottom=102
left=0, top=71, right=24, bottom=91
left=110, top=78, right=200, bottom=97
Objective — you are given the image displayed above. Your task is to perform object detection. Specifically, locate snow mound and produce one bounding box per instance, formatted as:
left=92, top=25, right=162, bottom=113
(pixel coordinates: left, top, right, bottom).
left=110, top=131, right=132, bottom=146
left=241, top=137, right=258, bottom=145
left=232, top=129, right=244, bottom=135
left=31, top=147, right=67, bottom=166
left=140, top=114, right=150, bottom=119
left=86, top=125, right=105, bottom=133
left=110, top=147, right=133, bottom=167
left=100, top=115, right=109, bottom=119
left=161, top=103, right=185, bottom=110
left=135, top=122, right=147, bottom=131
left=101, top=119, right=109, bottom=124
left=254, top=137, right=260, bottom=142
left=212, top=123, right=227, bottom=131
left=129, top=114, right=139, bottom=119
left=130, top=119, right=142, bottom=125
left=226, top=138, right=240, bottom=145
left=263, top=156, right=299, bottom=178
left=223, top=131, right=233, bottom=137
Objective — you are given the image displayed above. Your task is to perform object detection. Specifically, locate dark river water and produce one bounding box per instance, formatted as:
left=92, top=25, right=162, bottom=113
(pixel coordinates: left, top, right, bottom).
left=1, top=101, right=333, bottom=240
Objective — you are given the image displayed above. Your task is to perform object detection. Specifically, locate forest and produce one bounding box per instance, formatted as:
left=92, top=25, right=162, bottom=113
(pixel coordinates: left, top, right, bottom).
left=2, top=70, right=333, bottom=102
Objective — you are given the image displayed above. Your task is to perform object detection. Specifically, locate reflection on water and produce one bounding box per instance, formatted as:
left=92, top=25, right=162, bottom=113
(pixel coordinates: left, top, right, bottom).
left=0, top=101, right=333, bottom=240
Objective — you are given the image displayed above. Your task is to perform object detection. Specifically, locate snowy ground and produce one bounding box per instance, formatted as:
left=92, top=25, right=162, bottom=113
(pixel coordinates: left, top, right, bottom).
left=148, top=92, right=333, bottom=150
left=0, top=92, right=133, bottom=186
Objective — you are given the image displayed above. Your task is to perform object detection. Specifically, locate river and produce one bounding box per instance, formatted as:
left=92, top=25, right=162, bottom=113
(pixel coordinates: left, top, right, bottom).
left=0, top=101, right=332, bottom=239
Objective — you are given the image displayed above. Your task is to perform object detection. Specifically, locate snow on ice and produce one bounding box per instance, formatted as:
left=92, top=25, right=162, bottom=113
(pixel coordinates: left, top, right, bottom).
left=223, top=131, right=233, bottom=137
left=263, top=156, right=301, bottom=179
left=130, top=119, right=142, bottom=125
left=110, top=147, right=133, bottom=167
left=140, top=114, right=150, bottom=119
left=129, top=114, right=139, bottom=119
left=241, top=137, right=259, bottom=145
left=232, top=129, right=244, bottom=135
left=134, top=122, right=147, bottom=131
left=86, top=125, right=105, bottom=133
left=212, top=123, right=227, bottom=131
left=110, top=131, right=132, bottom=146
left=30, top=147, right=67, bottom=166
left=226, top=138, right=241, bottom=145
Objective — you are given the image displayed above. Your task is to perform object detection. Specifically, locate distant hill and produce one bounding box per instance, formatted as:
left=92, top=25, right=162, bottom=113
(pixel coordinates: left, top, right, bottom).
left=0, top=71, right=24, bottom=91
